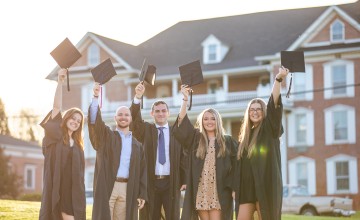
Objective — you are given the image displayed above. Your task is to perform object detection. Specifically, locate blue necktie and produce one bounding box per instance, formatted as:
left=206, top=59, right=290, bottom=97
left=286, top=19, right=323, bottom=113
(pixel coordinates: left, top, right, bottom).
left=158, top=127, right=166, bottom=165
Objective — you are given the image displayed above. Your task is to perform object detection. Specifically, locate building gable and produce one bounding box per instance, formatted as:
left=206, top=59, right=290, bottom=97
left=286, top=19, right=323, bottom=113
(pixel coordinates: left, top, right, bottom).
left=47, top=32, right=139, bottom=81
left=289, top=6, right=360, bottom=50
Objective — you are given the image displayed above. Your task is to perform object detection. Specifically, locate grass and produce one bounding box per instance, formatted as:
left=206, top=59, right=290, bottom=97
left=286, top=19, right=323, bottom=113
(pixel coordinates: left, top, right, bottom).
left=0, top=200, right=359, bottom=220
left=0, top=200, right=93, bottom=220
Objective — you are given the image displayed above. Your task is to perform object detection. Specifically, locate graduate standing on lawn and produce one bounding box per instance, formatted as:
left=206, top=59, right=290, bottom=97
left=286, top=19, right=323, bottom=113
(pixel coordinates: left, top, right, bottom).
left=39, top=69, right=86, bottom=220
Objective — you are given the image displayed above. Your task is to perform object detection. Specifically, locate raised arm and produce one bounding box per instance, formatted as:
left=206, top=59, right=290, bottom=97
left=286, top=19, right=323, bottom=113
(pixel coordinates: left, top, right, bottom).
left=51, top=69, right=66, bottom=118
left=178, top=84, right=191, bottom=125
left=130, top=82, right=146, bottom=143
left=271, top=66, right=289, bottom=107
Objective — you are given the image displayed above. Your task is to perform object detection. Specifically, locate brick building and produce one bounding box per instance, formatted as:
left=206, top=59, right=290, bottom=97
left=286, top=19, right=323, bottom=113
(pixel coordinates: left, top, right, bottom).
left=47, top=1, right=360, bottom=209
left=0, top=134, right=43, bottom=195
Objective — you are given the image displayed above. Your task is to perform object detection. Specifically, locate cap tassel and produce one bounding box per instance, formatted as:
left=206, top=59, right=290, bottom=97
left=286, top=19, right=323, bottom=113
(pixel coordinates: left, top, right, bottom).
left=140, top=81, right=144, bottom=109
left=99, top=85, right=103, bottom=108
left=188, top=89, right=193, bottom=111
left=66, top=69, right=70, bottom=91
left=286, top=73, right=293, bottom=98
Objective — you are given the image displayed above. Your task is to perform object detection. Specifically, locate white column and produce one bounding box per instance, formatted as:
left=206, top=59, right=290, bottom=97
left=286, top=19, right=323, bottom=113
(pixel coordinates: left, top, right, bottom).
left=172, top=79, right=178, bottom=96
left=172, top=79, right=178, bottom=106
left=127, top=85, right=132, bottom=101
left=225, top=119, right=232, bottom=135
left=222, top=74, right=229, bottom=93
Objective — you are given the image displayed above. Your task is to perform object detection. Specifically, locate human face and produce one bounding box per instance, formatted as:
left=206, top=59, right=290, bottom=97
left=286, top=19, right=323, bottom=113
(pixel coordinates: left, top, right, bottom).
left=66, top=113, right=82, bottom=133
left=203, top=111, right=216, bottom=135
left=115, top=107, right=132, bottom=129
left=151, top=104, right=169, bottom=126
left=249, top=103, right=263, bottom=127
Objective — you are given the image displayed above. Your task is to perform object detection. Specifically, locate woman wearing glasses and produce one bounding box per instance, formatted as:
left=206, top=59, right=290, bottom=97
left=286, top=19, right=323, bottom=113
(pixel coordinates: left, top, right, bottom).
left=233, top=66, right=289, bottom=220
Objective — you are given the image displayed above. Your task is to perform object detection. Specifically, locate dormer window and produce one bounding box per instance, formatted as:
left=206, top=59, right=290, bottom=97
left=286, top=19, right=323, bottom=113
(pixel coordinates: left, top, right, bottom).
left=331, top=20, right=344, bottom=42
left=208, top=44, right=218, bottom=62
left=202, top=35, right=229, bottom=64
left=88, top=43, right=100, bottom=66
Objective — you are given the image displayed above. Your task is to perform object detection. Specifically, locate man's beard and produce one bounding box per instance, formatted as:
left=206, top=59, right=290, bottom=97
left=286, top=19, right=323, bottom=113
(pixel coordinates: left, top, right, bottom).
left=117, top=121, right=129, bottom=128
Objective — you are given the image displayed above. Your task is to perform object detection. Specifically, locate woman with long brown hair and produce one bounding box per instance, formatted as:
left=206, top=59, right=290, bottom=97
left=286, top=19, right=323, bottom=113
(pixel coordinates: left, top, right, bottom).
left=39, top=69, right=86, bottom=220
left=233, top=66, right=289, bottom=220
left=173, top=85, right=237, bottom=220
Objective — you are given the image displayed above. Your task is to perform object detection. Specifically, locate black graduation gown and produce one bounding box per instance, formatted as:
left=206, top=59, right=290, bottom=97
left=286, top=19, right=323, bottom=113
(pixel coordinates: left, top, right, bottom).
left=172, top=114, right=237, bottom=220
left=39, top=111, right=86, bottom=220
left=233, top=95, right=283, bottom=220
left=88, top=107, right=147, bottom=220
left=130, top=102, right=186, bottom=220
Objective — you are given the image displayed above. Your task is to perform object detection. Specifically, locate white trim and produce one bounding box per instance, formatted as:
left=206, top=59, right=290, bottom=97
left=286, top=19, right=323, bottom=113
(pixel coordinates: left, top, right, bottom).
left=87, top=43, right=100, bottom=66
left=288, top=6, right=360, bottom=51
left=288, top=156, right=316, bottom=195
left=303, top=38, right=360, bottom=47
left=323, top=59, right=355, bottom=99
left=255, top=47, right=360, bottom=62
left=330, top=19, right=345, bottom=42
left=326, top=154, right=358, bottom=194
left=201, top=34, right=229, bottom=64
left=126, top=65, right=270, bottom=84
left=288, top=108, right=314, bottom=147
left=85, top=166, right=95, bottom=190
left=24, top=164, right=36, bottom=190
left=324, top=104, right=356, bottom=145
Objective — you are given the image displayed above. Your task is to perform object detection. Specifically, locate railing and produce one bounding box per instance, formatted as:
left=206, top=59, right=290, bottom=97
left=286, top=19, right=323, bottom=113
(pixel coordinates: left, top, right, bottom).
left=97, top=88, right=293, bottom=114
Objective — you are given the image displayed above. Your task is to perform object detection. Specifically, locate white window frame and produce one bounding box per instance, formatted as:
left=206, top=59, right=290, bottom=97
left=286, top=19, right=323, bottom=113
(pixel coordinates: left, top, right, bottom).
left=287, top=64, right=313, bottom=101
left=288, top=156, right=316, bottom=195
left=323, top=60, right=354, bottom=99
left=330, top=19, right=345, bottom=42
left=87, top=43, right=100, bottom=66
left=201, top=34, right=229, bottom=64
left=326, top=154, right=358, bottom=194
left=324, top=104, right=356, bottom=145
left=24, top=164, right=36, bottom=190
left=288, top=108, right=314, bottom=147
left=85, top=166, right=95, bottom=190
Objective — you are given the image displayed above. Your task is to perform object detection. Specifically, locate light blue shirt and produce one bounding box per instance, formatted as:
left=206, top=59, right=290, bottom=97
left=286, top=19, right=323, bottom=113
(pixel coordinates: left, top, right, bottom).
left=89, top=97, right=99, bottom=124
left=116, top=130, right=132, bottom=178
left=89, top=98, right=132, bottom=178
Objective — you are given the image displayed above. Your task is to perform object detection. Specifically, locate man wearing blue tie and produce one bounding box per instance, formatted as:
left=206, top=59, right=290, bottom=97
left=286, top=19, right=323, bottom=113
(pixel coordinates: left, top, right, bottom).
left=131, top=82, right=187, bottom=220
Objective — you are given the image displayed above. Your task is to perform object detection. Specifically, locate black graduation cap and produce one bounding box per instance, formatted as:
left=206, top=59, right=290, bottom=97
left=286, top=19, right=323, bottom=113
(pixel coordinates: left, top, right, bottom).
left=91, top=58, right=117, bottom=85
left=138, top=58, right=156, bottom=108
left=179, top=60, right=204, bottom=110
left=139, top=58, right=156, bottom=86
left=90, top=58, right=117, bottom=108
left=280, top=51, right=305, bottom=98
left=50, top=38, right=82, bottom=91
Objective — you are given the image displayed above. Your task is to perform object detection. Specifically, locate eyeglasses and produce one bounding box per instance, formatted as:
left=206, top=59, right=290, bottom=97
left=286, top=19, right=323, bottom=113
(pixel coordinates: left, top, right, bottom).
left=249, top=108, right=263, bottom=113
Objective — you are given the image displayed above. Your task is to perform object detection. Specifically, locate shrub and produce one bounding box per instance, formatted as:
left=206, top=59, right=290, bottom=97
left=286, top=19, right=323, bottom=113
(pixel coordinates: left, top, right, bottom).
left=19, top=193, right=42, bottom=201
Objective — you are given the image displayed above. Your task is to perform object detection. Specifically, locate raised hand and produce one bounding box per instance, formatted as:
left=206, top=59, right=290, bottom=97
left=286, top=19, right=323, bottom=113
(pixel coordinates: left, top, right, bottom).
left=181, top=84, right=190, bottom=100
left=135, top=82, right=145, bottom=99
left=93, top=82, right=101, bottom=97
left=58, top=69, right=67, bottom=83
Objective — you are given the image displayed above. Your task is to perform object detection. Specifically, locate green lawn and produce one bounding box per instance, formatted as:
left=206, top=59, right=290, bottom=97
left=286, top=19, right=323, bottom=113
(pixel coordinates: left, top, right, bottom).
left=0, top=200, right=359, bottom=220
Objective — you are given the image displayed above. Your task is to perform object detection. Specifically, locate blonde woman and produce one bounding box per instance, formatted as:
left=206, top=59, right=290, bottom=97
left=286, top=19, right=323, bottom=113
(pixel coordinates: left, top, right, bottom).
left=233, top=66, right=289, bottom=220
left=173, top=85, right=237, bottom=220
left=39, top=69, right=86, bottom=220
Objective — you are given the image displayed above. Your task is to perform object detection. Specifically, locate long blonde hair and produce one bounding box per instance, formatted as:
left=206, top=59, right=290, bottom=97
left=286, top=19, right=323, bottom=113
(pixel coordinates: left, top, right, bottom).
left=61, top=108, right=85, bottom=150
left=237, top=98, right=267, bottom=159
left=195, top=108, right=226, bottom=159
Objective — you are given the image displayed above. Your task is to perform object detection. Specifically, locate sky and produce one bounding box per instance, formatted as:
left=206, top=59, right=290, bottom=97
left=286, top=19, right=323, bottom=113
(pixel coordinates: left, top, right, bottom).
left=0, top=0, right=356, bottom=119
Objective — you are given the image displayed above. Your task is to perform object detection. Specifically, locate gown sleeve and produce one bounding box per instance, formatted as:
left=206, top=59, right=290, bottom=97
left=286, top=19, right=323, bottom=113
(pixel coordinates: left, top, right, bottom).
left=87, top=106, right=114, bottom=151
left=266, top=94, right=284, bottom=138
left=172, top=114, right=197, bottom=150
left=40, top=110, right=63, bottom=148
